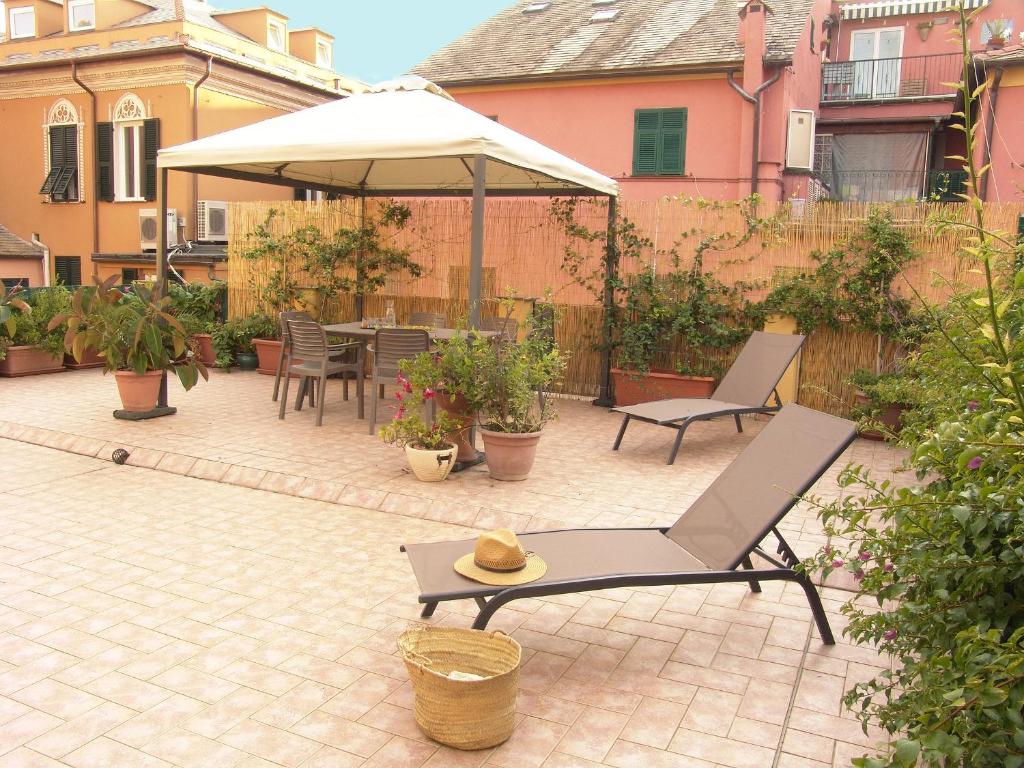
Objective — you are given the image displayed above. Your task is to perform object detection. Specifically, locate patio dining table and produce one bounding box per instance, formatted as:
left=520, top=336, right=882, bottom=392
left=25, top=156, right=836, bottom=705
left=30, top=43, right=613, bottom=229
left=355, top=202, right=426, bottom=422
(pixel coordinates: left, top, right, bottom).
left=321, top=321, right=500, bottom=344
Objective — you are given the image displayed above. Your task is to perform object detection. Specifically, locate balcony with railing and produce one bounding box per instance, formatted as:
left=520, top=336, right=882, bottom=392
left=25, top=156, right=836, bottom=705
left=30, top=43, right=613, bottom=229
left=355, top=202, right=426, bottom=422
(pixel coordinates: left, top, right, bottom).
left=814, top=169, right=969, bottom=203
left=821, top=52, right=963, bottom=103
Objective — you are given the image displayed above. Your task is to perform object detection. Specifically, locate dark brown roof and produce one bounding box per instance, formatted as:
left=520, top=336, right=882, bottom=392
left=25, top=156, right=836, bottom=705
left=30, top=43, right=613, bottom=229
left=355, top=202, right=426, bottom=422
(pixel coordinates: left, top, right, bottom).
left=412, top=0, right=816, bottom=86
left=0, top=225, right=43, bottom=260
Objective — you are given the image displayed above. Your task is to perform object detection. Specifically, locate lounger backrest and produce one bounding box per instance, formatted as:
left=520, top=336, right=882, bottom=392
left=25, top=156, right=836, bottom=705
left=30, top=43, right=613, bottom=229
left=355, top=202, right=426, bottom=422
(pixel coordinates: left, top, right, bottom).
left=712, top=331, right=806, bottom=407
left=666, top=404, right=856, bottom=570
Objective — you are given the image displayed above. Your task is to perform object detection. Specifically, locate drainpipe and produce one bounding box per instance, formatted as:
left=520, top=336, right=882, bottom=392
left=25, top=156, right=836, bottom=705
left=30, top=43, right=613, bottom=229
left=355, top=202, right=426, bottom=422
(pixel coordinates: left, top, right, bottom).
left=70, top=62, right=98, bottom=259
left=981, top=65, right=1003, bottom=201
left=191, top=57, right=214, bottom=239
left=727, top=67, right=783, bottom=195
left=31, top=233, right=51, bottom=288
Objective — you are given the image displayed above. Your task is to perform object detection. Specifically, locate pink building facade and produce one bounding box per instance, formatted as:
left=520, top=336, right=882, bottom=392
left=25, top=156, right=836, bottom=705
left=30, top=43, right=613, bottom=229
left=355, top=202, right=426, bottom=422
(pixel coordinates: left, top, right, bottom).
left=415, top=0, right=1024, bottom=204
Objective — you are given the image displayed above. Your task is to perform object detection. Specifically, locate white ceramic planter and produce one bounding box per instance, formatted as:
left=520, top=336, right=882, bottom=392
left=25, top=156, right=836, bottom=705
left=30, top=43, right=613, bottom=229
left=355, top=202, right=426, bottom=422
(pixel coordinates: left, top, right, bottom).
left=405, top=443, right=457, bottom=482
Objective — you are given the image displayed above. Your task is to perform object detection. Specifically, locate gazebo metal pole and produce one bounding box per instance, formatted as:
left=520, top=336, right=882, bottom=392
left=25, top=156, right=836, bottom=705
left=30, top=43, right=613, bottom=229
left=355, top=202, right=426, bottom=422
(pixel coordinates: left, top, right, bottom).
left=468, top=154, right=486, bottom=329
left=593, top=195, right=618, bottom=408
left=156, top=167, right=169, bottom=409
left=157, top=168, right=168, bottom=283
left=355, top=193, right=366, bottom=321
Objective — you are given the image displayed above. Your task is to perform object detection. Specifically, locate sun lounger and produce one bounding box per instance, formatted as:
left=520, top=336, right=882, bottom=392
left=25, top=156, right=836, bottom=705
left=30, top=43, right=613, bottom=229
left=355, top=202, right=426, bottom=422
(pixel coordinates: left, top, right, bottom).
left=402, top=403, right=855, bottom=644
left=612, top=331, right=806, bottom=464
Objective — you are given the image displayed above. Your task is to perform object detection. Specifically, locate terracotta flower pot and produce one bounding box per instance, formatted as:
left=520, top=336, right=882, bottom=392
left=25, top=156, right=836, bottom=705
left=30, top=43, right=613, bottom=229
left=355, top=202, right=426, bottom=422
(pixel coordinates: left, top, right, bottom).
left=253, top=338, right=282, bottom=375
left=611, top=368, right=715, bottom=407
left=191, top=333, right=216, bottom=366
left=479, top=428, right=542, bottom=481
left=854, top=391, right=906, bottom=441
left=437, top=392, right=478, bottom=463
left=405, top=443, right=456, bottom=482
left=0, top=346, right=66, bottom=377
left=114, top=370, right=163, bottom=412
left=64, top=348, right=105, bottom=370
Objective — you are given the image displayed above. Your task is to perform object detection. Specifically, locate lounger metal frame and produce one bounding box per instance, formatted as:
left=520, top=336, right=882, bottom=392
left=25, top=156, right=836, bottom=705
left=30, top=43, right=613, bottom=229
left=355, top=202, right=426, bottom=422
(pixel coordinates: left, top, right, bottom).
left=401, top=411, right=852, bottom=643
left=613, top=388, right=785, bottom=465
left=402, top=524, right=832, bottom=642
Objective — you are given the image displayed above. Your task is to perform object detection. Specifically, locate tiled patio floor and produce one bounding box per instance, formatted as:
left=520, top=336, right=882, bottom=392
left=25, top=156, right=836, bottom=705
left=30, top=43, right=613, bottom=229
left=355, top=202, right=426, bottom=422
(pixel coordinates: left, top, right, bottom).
left=0, top=369, right=909, bottom=766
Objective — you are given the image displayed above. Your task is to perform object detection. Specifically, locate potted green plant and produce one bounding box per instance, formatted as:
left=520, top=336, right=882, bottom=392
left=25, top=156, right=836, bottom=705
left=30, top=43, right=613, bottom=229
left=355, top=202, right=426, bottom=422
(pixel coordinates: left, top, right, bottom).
left=50, top=277, right=208, bottom=412
left=168, top=281, right=225, bottom=366
left=399, top=328, right=488, bottom=464
left=0, top=285, right=70, bottom=377
left=849, top=368, right=917, bottom=440
left=473, top=307, right=565, bottom=481
left=212, top=314, right=275, bottom=370
left=238, top=203, right=422, bottom=373
left=378, top=374, right=460, bottom=482
left=611, top=264, right=754, bottom=406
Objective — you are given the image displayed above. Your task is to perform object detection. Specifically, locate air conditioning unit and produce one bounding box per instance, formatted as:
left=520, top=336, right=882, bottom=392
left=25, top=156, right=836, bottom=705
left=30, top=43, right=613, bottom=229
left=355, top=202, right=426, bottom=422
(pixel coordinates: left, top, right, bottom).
left=196, top=200, right=229, bottom=243
left=139, top=209, right=178, bottom=252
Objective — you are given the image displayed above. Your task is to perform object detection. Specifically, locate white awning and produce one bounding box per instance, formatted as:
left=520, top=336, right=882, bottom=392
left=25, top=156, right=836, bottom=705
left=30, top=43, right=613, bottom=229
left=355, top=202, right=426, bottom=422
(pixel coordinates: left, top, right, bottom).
left=840, top=0, right=989, bottom=20
left=157, top=78, right=618, bottom=198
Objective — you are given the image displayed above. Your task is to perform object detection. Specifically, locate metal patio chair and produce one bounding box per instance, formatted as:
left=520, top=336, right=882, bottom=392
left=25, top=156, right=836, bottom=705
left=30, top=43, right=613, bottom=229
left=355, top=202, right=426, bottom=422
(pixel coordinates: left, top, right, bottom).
left=279, top=319, right=364, bottom=426
left=368, top=327, right=430, bottom=435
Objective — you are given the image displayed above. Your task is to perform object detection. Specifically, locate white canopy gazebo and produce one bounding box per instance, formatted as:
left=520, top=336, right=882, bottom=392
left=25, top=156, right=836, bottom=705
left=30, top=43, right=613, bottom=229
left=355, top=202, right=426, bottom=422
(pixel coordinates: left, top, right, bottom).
left=156, top=78, right=618, bottom=326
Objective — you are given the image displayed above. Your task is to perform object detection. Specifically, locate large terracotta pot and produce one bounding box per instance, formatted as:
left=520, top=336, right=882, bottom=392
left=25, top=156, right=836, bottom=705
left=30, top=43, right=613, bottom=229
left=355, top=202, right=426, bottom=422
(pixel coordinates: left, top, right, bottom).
left=854, top=391, right=906, bottom=441
left=611, top=368, right=715, bottom=407
left=0, top=346, right=66, bottom=377
left=480, top=428, right=542, bottom=481
left=64, top=348, right=105, bottom=370
left=253, top=338, right=282, bottom=375
left=191, top=333, right=216, bottom=366
left=114, top=370, right=163, bottom=412
left=404, top=443, right=457, bottom=482
left=437, top=392, right=478, bottom=463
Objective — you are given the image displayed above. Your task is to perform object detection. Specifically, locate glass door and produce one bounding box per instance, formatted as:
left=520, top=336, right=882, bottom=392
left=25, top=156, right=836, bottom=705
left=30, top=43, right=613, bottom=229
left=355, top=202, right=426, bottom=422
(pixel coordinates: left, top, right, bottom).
left=850, top=28, right=903, bottom=99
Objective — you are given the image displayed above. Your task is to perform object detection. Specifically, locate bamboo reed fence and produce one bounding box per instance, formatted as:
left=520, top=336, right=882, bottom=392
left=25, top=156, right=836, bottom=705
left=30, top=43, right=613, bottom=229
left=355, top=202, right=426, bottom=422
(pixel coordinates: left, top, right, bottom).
left=228, top=198, right=1023, bottom=414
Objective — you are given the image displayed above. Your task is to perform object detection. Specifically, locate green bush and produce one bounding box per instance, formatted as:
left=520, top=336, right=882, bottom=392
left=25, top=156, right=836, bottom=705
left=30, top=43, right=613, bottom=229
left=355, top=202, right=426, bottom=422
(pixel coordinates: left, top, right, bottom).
left=212, top=314, right=276, bottom=368
left=0, top=286, right=70, bottom=359
left=168, top=281, right=225, bottom=335
left=807, top=12, right=1024, bottom=765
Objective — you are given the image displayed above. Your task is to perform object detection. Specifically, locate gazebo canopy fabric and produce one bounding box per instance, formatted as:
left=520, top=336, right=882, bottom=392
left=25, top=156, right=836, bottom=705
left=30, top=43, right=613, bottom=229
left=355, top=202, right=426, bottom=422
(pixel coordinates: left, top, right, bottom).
left=157, top=78, right=618, bottom=197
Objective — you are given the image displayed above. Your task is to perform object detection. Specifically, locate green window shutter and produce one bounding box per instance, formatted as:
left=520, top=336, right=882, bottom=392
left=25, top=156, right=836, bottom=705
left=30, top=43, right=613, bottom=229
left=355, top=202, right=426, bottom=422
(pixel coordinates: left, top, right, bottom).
left=143, top=118, right=160, bottom=201
left=44, top=125, right=79, bottom=202
left=54, top=256, right=82, bottom=287
left=633, top=110, right=660, bottom=175
left=633, top=108, right=687, bottom=176
left=658, top=108, right=687, bottom=175
left=96, top=122, right=114, bottom=201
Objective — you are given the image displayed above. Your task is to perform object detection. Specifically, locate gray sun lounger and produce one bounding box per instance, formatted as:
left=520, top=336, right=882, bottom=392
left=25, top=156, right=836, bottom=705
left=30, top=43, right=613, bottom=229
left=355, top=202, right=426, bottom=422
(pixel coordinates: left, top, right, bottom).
left=401, top=403, right=855, bottom=644
left=612, top=331, right=806, bottom=465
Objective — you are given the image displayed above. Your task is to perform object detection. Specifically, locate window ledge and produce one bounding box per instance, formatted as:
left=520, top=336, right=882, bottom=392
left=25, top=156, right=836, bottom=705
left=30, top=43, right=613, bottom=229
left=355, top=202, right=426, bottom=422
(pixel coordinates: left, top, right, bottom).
left=630, top=174, right=687, bottom=179
left=113, top=197, right=147, bottom=203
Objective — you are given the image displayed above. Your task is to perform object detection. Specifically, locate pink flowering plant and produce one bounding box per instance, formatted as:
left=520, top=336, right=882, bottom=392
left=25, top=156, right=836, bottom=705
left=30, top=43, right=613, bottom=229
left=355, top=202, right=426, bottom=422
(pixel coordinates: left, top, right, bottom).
left=802, top=11, right=1024, bottom=766
left=377, top=370, right=460, bottom=451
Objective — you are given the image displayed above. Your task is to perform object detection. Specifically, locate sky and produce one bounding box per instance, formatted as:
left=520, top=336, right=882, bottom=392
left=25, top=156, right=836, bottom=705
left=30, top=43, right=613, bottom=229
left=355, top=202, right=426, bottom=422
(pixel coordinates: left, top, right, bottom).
left=210, top=0, right=516, bottom=84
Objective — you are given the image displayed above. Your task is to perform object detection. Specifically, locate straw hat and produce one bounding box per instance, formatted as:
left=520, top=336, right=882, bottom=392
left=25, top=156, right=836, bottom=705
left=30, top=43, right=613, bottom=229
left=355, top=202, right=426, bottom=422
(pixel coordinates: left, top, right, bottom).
left=454, top=529, right=547, bottom=586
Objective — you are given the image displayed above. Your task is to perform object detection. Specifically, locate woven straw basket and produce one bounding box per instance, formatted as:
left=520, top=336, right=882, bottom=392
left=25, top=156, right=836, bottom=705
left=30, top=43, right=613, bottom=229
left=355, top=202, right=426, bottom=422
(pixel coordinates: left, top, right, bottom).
left=398, top=626, right=522, bottom=750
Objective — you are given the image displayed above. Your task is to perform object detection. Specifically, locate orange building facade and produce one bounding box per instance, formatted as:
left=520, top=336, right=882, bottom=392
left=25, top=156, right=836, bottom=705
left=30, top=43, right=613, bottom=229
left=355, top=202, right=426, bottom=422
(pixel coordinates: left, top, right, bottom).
left=0, top=0, right=360, bottom=287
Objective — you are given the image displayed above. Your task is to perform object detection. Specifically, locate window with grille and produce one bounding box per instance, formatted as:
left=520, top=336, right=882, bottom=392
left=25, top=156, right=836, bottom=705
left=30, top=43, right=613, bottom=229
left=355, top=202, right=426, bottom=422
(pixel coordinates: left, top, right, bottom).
left=1, top=278, right=29, bottom=290
left=54, top=257, right=82, bottom=287
left=632, top=108, right=687, bottom=176
left=39, top=124, right=79, bottom=202
left=813, top=134, right=834, bottom=187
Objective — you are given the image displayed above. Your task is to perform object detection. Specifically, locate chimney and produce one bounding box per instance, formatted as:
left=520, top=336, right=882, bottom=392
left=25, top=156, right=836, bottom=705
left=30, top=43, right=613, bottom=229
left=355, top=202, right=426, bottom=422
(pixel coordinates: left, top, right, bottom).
left=738, top=0, right=770, bottom=90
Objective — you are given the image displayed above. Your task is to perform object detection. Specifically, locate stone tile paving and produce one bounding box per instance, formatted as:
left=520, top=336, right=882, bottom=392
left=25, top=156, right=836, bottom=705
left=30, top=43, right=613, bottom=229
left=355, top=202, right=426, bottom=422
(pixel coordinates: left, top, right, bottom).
left=0, top=435, right=897, bottom=767
left=0, top=369, right=913, bottom=571
left=0, top=438, right=897, bottom=768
